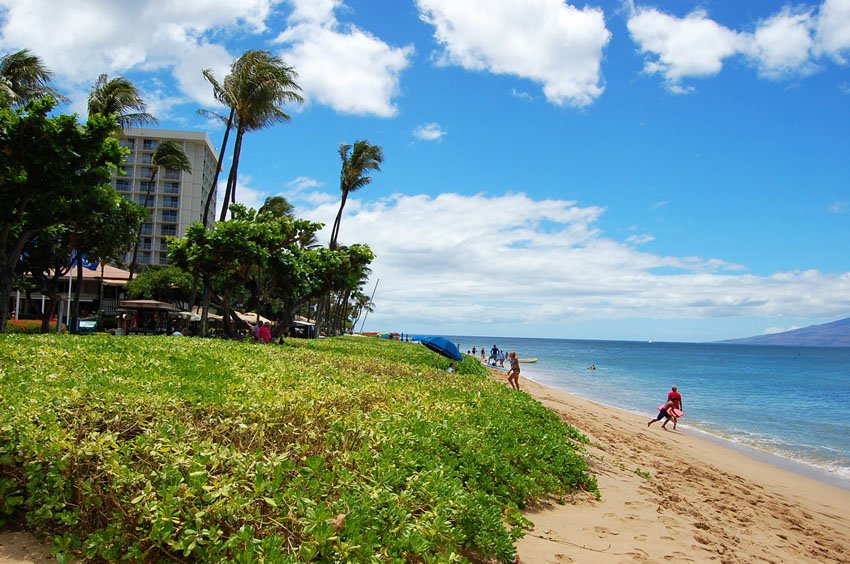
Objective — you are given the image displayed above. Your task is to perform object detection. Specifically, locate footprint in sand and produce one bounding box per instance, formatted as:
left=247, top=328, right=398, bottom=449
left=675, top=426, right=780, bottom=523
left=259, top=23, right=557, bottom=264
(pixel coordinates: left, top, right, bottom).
left=634, top=534, right=647, bottom=542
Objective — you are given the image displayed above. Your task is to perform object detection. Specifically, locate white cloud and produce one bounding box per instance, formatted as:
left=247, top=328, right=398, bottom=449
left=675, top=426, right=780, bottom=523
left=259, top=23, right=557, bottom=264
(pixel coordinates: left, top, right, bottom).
left=627, top=8, right=743, bottom=90
left=762, top=325, right=801, bottom=335
left=413, top=122, right=446, bottom=141
left=747, top=8, right=817, bottom=79
left=416, top=0, right=611, bottom=107
left=627, top=234, right=654, bottom=245
left=0, top=0, right=268, bottom=109
left=829, top=201, right=849, bottom=213
left=627, top=1, right=850, bottom=90
left=815, top=0, right=850, bottom=62
left=214, top=174, right=267, bottom=221
left=294, top=190, right=850, bottom=332
left=274, top=0, right=414, bottom=117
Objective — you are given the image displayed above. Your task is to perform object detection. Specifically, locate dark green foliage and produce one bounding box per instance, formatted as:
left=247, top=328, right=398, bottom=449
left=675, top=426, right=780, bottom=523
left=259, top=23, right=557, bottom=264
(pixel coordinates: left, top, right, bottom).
left=0, top=335, right=597, bottom=562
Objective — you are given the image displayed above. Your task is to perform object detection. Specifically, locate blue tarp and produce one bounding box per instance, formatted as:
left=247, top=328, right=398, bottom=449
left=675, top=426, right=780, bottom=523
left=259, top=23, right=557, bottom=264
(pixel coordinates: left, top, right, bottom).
left=418, top=336, right=462, bottom=361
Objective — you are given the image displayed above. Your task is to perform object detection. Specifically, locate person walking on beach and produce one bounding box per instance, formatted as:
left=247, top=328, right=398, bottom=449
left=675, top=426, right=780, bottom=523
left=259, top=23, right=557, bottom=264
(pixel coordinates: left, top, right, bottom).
left=507, top=352, right=520, bottom=390
left=666, top=385, right=683, bottom=430
left=648, top=385, right=684, bottom=430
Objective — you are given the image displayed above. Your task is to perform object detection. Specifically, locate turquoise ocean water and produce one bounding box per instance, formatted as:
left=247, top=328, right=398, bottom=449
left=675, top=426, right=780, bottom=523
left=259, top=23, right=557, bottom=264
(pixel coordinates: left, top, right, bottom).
left=447, top=336, right=850, bottom=488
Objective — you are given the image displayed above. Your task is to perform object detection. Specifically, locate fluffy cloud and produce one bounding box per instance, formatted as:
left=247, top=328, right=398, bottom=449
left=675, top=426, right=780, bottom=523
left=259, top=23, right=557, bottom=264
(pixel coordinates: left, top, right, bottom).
left=746, top=8, right=817, bottom=79
left=0, top=0, right=266, bottom=109
left=627, top=8, right=743, bottom=91
left=413, top=122, right=446, bottom=141
left=416, top=0, right=611, bottom=107
left=274, top=0, right=413, bottom=117
left=290, top=190, right=850, bottom=333
left=628, top=1, right=850, bottom=91
left=815, top=0, right=850, bottom=61
left=0, top=0, right=411, bottom=117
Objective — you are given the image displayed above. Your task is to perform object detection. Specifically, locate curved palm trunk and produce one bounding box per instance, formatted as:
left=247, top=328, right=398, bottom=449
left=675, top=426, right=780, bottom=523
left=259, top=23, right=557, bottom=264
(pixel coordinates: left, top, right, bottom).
left=219, top=127, right=246, bottom=222
left=329, top=190, right=349, bottom=249
left=128, top=169, right=159, bottom=281
left=202, top=108, right=235, bottom=228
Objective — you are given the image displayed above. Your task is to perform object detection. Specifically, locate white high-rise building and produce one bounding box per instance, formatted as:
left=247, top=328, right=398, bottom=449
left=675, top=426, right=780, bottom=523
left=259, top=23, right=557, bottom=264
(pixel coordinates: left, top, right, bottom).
left=113, top=129, right=218, bottom=267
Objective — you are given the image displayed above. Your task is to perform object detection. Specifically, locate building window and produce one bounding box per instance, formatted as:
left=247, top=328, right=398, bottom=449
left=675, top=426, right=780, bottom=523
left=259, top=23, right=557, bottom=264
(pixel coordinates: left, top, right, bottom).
left=140, top=154, right=153, bottom=164
left=161, top=225, right=177, bottom=237
left=139, top=181, right=156, bottom=193
left=163, top=182, right=180, bottom=194
left=162, top=196, right=179, bottom=208
left=140, top=223, right=153, bottom=236
left=137, top=195, right=155, bottom=207
left=123, top=154, right=135, bottom=164
left=120, top=139, right=135, bottom=150
left=161, top=210, right=178, bottom=222
left=142, top=139, right=159, bottom=151
left=139, top=238, right=152, bottom=251
left=117, top=166, right=132, bottom=177
left=163, top=169, right=182, bottom=180
left=138, top=252, right=151, bottom=264
left=115, top=179, right=131, bottom=191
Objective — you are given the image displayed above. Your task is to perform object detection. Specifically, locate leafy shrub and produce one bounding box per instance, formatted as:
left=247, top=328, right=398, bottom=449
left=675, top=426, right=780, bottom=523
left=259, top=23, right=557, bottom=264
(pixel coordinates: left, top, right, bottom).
left=2, top=319, right=64, bottom=334
left=0, top=334, right=597, bottom=562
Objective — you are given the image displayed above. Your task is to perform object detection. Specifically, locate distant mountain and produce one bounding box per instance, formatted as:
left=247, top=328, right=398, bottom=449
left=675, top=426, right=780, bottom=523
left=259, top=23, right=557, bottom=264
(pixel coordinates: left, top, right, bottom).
left=718, top=317, right=850, bottom=347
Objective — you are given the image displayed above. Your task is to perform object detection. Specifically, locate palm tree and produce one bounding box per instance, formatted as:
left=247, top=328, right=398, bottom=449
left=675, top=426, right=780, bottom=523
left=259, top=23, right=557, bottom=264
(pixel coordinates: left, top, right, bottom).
left=87, top=73, right=156, bottom=130
left=201, top=50, right=303, bottom=223
left=259, top=195, right=294, bottom=218
left=330, top=141, right=384, bottom=249
left=128, top=141, right=192, bottom=280
left=0, top=49, right=66, bottom=106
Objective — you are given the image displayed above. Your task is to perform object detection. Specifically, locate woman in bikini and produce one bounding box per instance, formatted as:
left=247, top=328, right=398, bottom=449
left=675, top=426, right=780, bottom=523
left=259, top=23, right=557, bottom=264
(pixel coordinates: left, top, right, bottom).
left=507, top=352, right=520, bottom=390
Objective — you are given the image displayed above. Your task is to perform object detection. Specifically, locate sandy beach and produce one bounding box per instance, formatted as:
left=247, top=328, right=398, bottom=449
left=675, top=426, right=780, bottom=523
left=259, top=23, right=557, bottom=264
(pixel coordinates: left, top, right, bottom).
left=3, top=372, right=849, bottom=563
left=513, top=374, right=850, bottom=563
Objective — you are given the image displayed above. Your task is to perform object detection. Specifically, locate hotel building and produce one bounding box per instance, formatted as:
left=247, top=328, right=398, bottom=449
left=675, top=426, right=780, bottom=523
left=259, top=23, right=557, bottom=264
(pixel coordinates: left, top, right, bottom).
left=114, top=128, right=218, bottom=267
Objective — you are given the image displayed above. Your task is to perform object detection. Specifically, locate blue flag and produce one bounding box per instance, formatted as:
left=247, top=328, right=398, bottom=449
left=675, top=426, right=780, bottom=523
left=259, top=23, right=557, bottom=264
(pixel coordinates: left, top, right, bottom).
left=69, top=250, right=98, bottom=271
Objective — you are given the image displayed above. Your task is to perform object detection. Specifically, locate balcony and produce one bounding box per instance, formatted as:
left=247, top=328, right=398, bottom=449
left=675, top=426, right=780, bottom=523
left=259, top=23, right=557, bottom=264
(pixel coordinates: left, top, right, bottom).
left=161, top=211, right=178, bottom=223
left=163, top=170, right=182, bottom=180
left=163, top=182, right=180, bottom=194
left=142, top=140, right=159, bottom=151
left=161, top=196, right=179, bottom=208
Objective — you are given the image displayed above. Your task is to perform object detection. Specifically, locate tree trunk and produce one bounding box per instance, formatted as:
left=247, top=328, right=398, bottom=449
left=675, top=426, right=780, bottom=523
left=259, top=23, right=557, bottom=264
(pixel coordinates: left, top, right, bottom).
left=69, top=259, right=83, bottom=334
left=128, top=170, right=158, bottom=281
left=329, top=190, right=349, bottom=250
left=202, top=108, right=235, bottom=228
left=219, top=128, right=245, bottom=222
left=200, top=284, right=211, bottom=337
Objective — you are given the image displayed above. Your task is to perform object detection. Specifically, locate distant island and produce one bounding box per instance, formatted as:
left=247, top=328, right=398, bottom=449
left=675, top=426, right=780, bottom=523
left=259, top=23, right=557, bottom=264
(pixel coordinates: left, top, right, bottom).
left=718, top=317, right=850, bottom=347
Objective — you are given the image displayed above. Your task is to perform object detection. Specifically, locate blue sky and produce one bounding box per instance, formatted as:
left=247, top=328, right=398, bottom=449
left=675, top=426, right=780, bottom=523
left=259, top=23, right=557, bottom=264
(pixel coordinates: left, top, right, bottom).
left=2, top=0, right=849, bottom=342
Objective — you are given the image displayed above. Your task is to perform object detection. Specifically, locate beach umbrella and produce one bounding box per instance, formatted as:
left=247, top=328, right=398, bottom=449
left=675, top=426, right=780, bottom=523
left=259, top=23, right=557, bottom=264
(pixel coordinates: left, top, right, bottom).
left=419, top=336, right=462, bottom=361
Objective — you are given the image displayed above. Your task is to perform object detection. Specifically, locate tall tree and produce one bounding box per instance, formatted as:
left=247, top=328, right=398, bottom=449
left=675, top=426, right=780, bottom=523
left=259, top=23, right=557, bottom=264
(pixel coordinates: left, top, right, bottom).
left=203, top=50, right=303, bottom=222
left=330, top=141, right=383, bottom=249
left=259, top=195, right=294, bottom=218
left=0, top=49, right=65, bottom=107
left=127, top=140, right=191, bottom=280
left=87, top=73, right=156, bottom=130
left=0, top=99, right=125, bottom=332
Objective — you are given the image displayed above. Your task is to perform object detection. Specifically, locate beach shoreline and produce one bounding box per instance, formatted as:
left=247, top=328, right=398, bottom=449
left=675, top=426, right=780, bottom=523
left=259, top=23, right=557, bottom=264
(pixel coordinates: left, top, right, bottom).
left=510, top=372, right=850, bottom=563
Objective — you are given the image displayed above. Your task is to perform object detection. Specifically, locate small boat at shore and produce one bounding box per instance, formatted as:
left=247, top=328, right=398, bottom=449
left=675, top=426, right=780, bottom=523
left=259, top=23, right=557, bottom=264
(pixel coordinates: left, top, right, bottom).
left=518, top=358, right=537, bottom=363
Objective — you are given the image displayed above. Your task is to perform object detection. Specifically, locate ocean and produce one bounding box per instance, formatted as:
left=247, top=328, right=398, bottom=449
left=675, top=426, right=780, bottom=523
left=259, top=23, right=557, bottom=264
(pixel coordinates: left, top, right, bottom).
left=449, top=336, right=850, bottom=489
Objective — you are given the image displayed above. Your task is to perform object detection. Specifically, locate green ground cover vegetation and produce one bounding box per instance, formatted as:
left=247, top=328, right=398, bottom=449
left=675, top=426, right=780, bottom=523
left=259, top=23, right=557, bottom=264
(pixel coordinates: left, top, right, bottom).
left=0, top=335, right=597, bottom=562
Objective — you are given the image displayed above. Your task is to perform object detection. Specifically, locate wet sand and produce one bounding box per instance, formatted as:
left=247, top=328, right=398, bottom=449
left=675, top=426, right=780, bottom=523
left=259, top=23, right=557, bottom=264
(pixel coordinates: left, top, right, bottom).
left=513, top=375, right=850, bottom=563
